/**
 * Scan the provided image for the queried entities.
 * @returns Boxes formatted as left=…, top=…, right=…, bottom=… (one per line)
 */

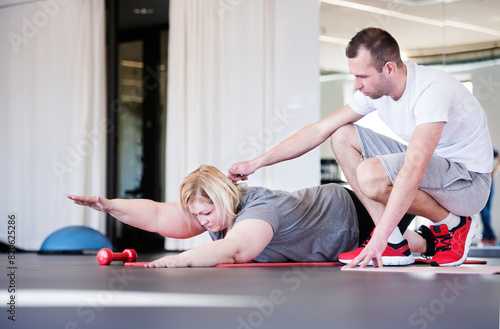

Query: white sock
left=434, top=213, right=460, bottom=229
left=387, top=227, right=404, bottom=244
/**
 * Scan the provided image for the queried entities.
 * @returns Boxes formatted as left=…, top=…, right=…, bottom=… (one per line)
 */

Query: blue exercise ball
left=39, top=226, right=113, bottom=254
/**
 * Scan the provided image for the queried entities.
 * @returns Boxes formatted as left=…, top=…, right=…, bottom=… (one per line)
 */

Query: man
left=228, top=27, right=492, bottom=267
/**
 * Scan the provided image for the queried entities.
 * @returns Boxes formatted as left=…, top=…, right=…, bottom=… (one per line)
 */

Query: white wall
left=319, top=76, right=347, bottom=160
left=266, top=0, right=321, bottom=190
left=222, top=0, right=321, bottom=192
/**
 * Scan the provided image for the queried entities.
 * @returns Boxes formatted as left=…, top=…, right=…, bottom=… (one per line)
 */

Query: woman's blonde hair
left=179, top=165, right=244, bottom=231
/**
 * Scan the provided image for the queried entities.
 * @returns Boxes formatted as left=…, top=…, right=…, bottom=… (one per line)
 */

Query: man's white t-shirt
left=349, top=60, right=492, bottom=173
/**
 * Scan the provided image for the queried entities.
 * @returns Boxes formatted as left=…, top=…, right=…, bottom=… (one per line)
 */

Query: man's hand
left=228, top=160, right=257, bottom=182
left=345, top=232, right=388, bottom=268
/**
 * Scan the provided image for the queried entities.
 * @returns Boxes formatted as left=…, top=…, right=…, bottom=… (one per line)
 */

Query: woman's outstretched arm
left=66, top=195, right=204, bottom=239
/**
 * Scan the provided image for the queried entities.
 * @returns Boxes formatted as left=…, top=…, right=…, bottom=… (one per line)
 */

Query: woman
left=67, top=165, right=414, bottom=267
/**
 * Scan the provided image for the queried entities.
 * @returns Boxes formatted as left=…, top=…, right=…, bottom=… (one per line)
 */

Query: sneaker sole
left=431, top=216, right=478, bottom=267
left=339, top=254, right=415, bottom=266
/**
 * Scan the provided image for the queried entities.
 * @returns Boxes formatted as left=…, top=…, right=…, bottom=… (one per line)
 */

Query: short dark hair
left=346, top=27, right=402, bottom=72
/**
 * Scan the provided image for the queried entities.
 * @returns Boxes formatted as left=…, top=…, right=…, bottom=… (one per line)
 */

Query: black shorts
left=344, top=187, right=414, bottom=246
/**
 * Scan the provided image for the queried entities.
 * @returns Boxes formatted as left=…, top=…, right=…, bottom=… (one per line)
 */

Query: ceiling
left=319, top=0, right=500, bottom=72
left=2, top=0, right=498, bottom=72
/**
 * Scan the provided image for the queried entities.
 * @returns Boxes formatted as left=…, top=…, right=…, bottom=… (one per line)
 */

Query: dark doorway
left=106, top=0, right=169, bottom=252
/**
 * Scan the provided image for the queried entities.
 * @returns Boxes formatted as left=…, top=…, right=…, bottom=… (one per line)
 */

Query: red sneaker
left=338, top=231, right=414, bottom=266
left=430, top=216, right=477, bottom=267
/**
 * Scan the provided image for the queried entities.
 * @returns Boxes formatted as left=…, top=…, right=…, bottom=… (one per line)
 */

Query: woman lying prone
left=67, top=165, right=415, bottom=267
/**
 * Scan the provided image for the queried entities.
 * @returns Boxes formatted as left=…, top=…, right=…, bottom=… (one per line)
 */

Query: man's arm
left=228, top=104, right=363, bottom=181
left=146, top=219, right=274, bottom=267
left=347, top=121, right=445, bottom=267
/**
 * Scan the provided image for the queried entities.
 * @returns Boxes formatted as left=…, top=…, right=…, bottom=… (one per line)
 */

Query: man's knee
left=330, top=124, right=357, bottom=151
left=356, top=158, right=391, bottom=201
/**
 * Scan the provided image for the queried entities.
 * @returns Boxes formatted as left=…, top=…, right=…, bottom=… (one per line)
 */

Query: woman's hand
left=66, top=194, right=110, bottom=213
left=145, top=255, right=189, bottom=268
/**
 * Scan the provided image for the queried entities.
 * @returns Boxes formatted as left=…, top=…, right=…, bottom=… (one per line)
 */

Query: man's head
left=346, top=27, right=403, bottom=73
left=346, top=28, right=405, bottom=100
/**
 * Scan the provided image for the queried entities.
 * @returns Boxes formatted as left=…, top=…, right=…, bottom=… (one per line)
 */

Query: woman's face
left=188, top=199, right=225, bottom=232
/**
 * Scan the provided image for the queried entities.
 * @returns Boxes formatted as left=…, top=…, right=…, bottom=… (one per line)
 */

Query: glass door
left=111, top=29, right=167, bottom=252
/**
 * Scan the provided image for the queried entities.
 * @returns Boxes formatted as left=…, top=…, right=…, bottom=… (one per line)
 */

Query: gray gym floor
left=1, top=249, right=500, bottom=329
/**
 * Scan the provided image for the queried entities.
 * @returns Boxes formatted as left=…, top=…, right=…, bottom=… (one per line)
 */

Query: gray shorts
left=355, top=125, right=491, bottom=216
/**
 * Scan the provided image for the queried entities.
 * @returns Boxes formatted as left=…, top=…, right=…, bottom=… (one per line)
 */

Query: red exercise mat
left=124, top=261, right=343, bottom=267
left=124, top=259, right=486, bottom=267
left=125, top=262, right=152, bottom=266
left=215, top=262, right=343, bottom=268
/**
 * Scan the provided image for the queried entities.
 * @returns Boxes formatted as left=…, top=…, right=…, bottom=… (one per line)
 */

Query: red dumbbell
left=97, top=248, right=137, bottom=265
